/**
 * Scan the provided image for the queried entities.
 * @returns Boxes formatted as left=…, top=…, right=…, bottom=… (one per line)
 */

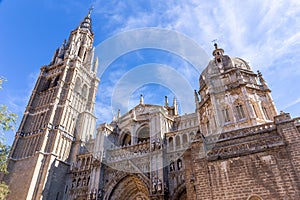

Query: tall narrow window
left=252, top=104, right=258, bottom=118
left=262, top=106, right=270, bottom=120
left=177, top=159, right=183, bottom=170
left=182, top=134, right=188, bottom=146
left=78, top=47, right=82, bottom=57
left=236, top=104, right=246, bottom=120
left=175, top=135, right=180, bottom=148
left=222, top=108, right=230, bottom=123
left=82, top=84, right=88, bottom=98
left=168, top=137, right=173, bottom=150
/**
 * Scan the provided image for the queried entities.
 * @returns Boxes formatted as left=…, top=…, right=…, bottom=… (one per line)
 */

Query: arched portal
left=177, top=188, right=187, bottom=200
left=173, top=185, right=187, bottom=200
left=109, top=175, right=150, bottom=200
left=121, top=132, right=131, bottom=146
left=137, top=126, right=150, bottom=143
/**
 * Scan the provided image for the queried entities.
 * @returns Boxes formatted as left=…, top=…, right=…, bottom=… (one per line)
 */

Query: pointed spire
left=257, top=70, right=268, bottom=88
left=194, top=90, right=200, bottom=109
left=173, top=97, right=178, bottom=116
left=194, top=90, right=199, bottom=102
left=140, top=94, right=144, bottom=105
left=88, top=5, right=94, bottom=18
left=165, top=96, right=169, bottom=107
left=93, top=56, right=99, bottom=73
left=79, top=7, right=93, bottom=32
left=117, top=109, right=121, bottom=120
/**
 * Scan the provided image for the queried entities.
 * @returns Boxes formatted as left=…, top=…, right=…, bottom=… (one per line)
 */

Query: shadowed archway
left=108, top=175, right=150, bottom=200
left=173, top=184, right=187, bottom=200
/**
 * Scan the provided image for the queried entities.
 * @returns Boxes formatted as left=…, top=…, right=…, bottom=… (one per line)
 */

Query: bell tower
left=6, top=11, right=99, bottom=200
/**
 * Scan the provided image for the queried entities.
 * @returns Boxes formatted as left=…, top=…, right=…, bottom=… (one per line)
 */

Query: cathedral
left=3, top=11, right=300, bottom=200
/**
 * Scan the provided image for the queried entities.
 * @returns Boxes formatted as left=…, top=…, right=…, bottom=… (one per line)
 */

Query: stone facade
left=3, top=14, right=300, bottom=200
left=184, top=113, right=300, bottom=200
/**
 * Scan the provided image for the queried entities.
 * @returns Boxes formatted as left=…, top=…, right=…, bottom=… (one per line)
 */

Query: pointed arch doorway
left=108, top=175, right=150, bottom=200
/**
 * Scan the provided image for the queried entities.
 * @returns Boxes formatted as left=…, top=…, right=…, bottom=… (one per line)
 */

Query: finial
left=88, top=5, right=94, bottom=17
left=194, top=90, right=199, bottom=102
left=173, top=97, right=178, bottom=116
left=140, top=94, right=144, bottom=104
left=257, top=70, right=268, bottom=88
left=211, top=39, right=224, bottom=56
left=117, top=109, right=121, bottom=120
left=165, top=96, right=169, bottom=107
left=257, top=70, right=262, bottom=76
left=212, top=39, right=218, bottom=49
left=173, top=96, right=177, bottom=105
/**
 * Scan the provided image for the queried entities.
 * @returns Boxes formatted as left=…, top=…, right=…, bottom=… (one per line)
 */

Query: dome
left=231, top=57, right=252, bottom=70
left=199, top=53, right=252, bottom=89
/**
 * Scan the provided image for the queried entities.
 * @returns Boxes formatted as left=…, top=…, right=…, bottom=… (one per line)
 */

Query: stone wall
left=184, top=116, right=300, bottom=200
left=5, top=154, right=39, bottom=200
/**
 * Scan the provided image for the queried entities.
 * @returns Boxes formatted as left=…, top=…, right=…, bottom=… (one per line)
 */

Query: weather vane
left=212, top=39, right=218, bottom=49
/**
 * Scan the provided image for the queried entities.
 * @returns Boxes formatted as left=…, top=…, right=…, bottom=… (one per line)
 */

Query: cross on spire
left=88, top=5, right=94, bottom=17
left=212, top=39, right=218, bottom=50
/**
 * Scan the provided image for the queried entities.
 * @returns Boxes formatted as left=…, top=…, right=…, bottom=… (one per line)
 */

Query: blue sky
left=1, top=0, right=300, bottom=146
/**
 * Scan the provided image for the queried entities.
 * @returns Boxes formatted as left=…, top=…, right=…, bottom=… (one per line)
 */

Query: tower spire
left=79, top=7, right=93, bottom=32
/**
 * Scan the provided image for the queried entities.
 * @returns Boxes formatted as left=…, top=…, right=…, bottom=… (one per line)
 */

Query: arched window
left=262, top=105, right=270, bottom=120
left=182, top=134, right=188, bottom=147
left=82, top=84, right=88, bottom=98
left=221, top=106, right=231, bottom=123
left=168, top=137, right=174, bottom=150
left=252, top=103, right=258, bottom=118
left=137, top=126, right=150, bottom=143
left=74, top=77, right=81, bottom=94
left=122, top=133, right=131, bottom=146
left=170, top=161, right=175, bottom=171
left=177, top=159, right=183, bottom=170
left=235, top=103, right=246, bottom=120
left=175, top=135, right=180, bottom=148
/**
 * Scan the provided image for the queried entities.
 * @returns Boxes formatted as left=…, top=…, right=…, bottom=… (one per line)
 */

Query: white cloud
left=91, top=0, right=300, bottom=121
left=283, top=97, right=300, bottom=110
